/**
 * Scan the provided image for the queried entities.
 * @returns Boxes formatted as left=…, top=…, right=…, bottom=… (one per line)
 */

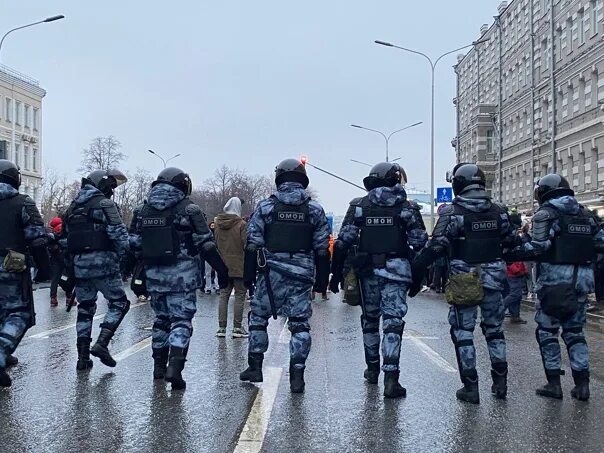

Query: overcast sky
left=3, top=1, right=502, bottom=214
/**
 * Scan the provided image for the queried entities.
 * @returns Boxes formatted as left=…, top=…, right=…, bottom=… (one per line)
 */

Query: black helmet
left=152, top=167, right=192, bottom=195
left=534, top=174, right=574, bottom=205
left=363, top=162, right=407, bottom=191
left=0, top=159, right=21, bottom=189
left=275, top=158, right=309, bottom=188
left=451, top=163, right=488, bottom=198
left=82, top=169, right=128, bottom=198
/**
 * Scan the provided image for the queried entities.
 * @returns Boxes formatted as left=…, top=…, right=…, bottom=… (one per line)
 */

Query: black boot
left=0, top=367, right=10, bottom=388
left=456, top=374, right=480, bottom=404
left=571, top=370, right=590, bottom=401
left=76, top=337, right=94, bottom=371
left=165, top=347, right=187, bottom=390
left=152, top=347, right=169, bottom=380
left=383, top=371, right=407, bottom=399
left=6, top=355, right=18, bottom=367
left=90, top=328, right=117, bottom=368
left=289, top=362, right=305, bottom=394
left=239, top=353, right=264, bottom=383
left=364, top=360, right=380, bottom=385
left=491, top=362, right=508, bottom=400
left=536, top=370, right=563, bottom=399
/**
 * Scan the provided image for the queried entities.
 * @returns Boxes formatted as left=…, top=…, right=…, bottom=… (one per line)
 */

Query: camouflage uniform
left=426, top=197, right=515, bottom=385
left=336, top=184, right=427, bottom=372
left=0, top=183, right=47, bottom=370
left=517, top=195, right=604, bottom=376
left=247, top=182, right=330, bottom=369
left=130, top=183, right=214, bottom=351
left=67, top=185, right=131, bottom=342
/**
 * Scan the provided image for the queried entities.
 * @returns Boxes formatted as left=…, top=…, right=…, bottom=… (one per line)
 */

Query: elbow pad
left=314, top=249, right=330, bottom=292
left=200, top=242, right=228, bottom=277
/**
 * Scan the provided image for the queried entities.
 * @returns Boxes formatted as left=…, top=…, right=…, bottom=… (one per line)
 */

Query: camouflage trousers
left=535, top=296, right=589, bottom=373
left=360, top=275, right=408, bottom=372
left=150, top=291, right=197, bottom=350
left=74, top=274, right=130, bottom=340
left=248, top=270, right=312, bottom=369
left=448, top=289, right=507, bottom=380
left=0, top=280, right=31, bottom=369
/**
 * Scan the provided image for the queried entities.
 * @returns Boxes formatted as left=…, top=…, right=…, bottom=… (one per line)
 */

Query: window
left=585, top=80, right=593, bottom=108
left=5, top=98, right=12, bottom=122
left=573, top=86, right=580, bottom=113
left=580, top=10, right=586, bottom=45
left=24, top=105, right=31, bottom=129
left=542, top=39, right=550, bottom=70
left=33, top=108, right=39, bottom=131
left=486, top=130, right=494, bottom=155
left=23, top=146, right=30, bottom=171
left=598, top=72, right=604, bottom=102
left=593, top=0, right=600, bottom=34
left=14, top=144, right=20, bottom=166
left=33, top=187, right=38, bottom=204
left=568, top=18, right=574, bottom=52
left=32, top=149, right=38, bottom=172
left=15, top=101, right=22, bottom=126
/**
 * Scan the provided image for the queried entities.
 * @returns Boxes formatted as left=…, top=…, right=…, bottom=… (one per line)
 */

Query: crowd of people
left=0, top=156, right=601, bottom=406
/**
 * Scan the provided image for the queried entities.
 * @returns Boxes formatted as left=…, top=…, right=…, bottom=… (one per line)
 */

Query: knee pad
left=361, top=314, right=380, bottom=334
left=288, top=317, right=310, bottom=334
left=153, top=317, right=170, bottom=333
left=485, top=331, right=505, bottom=343
left=249, top=325, right=268, bottom=332
left=109, top=297, right=131, bottom=314
left=382, top=316, right=405, bottom=336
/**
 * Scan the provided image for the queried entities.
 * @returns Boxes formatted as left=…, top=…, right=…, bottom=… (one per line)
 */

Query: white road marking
left=277, top=321, right=290, bottom=344
left=113, top=337, right=152, bottom=362
left=234, top=366, right=283, bottom=453
left=26, top=301, right=148, bottom=340
left=408, top=334, right=457, bottom=373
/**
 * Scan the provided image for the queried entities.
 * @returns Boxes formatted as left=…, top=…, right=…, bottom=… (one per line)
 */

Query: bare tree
left=113, top=167, right=154, bottom=227
left=79, top=136, right=126, bottom=173
left=39, top=169, right=80, bottom=223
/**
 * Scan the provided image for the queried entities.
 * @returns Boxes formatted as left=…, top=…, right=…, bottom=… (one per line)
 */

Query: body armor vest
left=357, top=197, right=409, bottom=256
left=0, top=194, right=27, bottom=255
left=66, top=195, right=113, bottom=254
left=140, top=199, right=194, bottom=265
left=451, top=204, right=503, bottom=264
left=546, top=208, right=595, bottom=264
left=264, top=197, right=314, bottom=253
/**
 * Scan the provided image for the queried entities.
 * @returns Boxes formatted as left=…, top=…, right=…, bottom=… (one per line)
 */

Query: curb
left=522, top=298, right=604, bottom=334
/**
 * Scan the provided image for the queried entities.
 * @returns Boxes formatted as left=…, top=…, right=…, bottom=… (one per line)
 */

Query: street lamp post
left=148, top=149, right=181, bottom=168
left=375, top=39, right=487, bottom=226
left=0, top=15, right=65, bottom=61
left=350, top=121, right=422, bottom=162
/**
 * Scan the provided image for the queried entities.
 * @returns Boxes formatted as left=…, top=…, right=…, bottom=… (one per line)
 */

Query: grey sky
left=3, top=0, right=501, bottom=214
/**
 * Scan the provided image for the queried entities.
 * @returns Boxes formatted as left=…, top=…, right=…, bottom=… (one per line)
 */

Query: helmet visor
left=107, top=169, right=128, bottom=187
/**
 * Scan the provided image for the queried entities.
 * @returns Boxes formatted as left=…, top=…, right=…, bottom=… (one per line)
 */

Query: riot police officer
left=132, top=167, right=228, bottom=390
left=64, top=169, right=131, bottom=371
left=240, top=158, right=331, bottom=393
left=410, top=163, right=518, bottom=404
left=0, top=160, right=50, bottom=387
left=505, top=174, right=604, bottom=401
left=329, top=162, right=427, bottom=398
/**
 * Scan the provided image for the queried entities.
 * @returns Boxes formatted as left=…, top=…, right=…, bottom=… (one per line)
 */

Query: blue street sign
left=436, top=187, right=453, bottom=203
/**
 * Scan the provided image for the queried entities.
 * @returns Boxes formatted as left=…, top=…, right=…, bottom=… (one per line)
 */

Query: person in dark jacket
left=48, top=217, right=72, bottom=307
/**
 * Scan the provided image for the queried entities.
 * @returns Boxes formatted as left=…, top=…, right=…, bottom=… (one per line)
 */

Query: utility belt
left=352, top=251, right=408, bottom=277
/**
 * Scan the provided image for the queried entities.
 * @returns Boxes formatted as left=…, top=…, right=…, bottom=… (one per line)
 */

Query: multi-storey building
left=0, top=64, right=46, bottom=205
left=454, top=0, right=604, bottom=214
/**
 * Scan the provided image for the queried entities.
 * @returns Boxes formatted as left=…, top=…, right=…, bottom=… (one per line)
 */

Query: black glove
left=199, top=242, right=229, bottom=289
left=30, top=239, right=50, bottom=282
left=329, top=274, right=341, bottom=294
left=314, top=250, right=330, bottom=293
left=408, top=264, right=425, bottom=298
left=243, top=247, right=258, bottom=289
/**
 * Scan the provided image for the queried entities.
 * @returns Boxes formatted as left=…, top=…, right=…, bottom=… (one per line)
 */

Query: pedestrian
left=330, top=162, right=427, bottom=399
left=64, top=169, right=131, bottom=371
left=410, top=163, right=519, bottom=404
left=132, top=167, right=228, bottom=390
left=204, top=222, right=220, bottom=294
left=0, top=160, right=50, bottom=387
left=505, top=174, right=604, bottom=401
left=214, top=197, right=248, bottom=338
left=431, top=257, right=448, bottom=294
left=48, top=217, right=73, bottom=307
left=240, top=158, right=330, bottom=393
left=503, top=261, right=528, bottom=324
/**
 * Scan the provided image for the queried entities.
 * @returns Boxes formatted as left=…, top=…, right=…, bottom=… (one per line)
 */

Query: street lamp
left=350, top=121, right=422, bottom=162
left=375, top=39, right=487, bottom=226
left=0, top=15, right=65, bottom=61
left=148, top=149, right=182, bottom=168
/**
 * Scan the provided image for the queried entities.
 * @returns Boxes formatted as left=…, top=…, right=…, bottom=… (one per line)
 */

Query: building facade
left=454, top=0, right=604, bottom=214
left=0, top=64, right=46, bottom=205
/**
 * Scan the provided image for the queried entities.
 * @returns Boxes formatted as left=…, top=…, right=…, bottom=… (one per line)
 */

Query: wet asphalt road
left=2, top=286, right=604, bottom=453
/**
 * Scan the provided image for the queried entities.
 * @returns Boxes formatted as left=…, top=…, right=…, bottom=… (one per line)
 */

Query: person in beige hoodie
left=214, top=197, right=248, bottom=338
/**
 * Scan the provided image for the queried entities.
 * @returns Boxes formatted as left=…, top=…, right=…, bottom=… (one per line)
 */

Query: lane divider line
left=25, top=301, right=148, bottom=340
left=114, top=337, right=152, bottom=362
left=234, top=366, right=283, bottom=453
left=408, top=334, right=457, bottom=373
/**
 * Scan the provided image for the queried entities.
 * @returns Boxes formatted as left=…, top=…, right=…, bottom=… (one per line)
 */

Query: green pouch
left=343, top=269, right=361, bottom=306
left=3, top=250, right=27, bottom=273
left=445, top=268, right=484, bottom=306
